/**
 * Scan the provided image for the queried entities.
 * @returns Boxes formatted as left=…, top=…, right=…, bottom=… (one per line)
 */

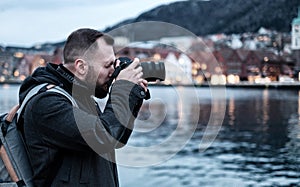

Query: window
left=295, top=25, right=299, bottom=33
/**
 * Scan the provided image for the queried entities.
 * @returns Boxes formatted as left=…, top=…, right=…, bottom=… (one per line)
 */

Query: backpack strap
left=47, top=86, right=78, bottom=108
left=0, top=145, right=20, bottom=183
left=5, top=105, right=20, bottom=123
left=17, top=83, right=78, bottom=122
left=17, top=83, right=48, bottom=122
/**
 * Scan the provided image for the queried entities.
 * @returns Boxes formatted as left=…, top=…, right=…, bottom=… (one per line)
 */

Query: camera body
left=117, top=57, right=165, bottom=82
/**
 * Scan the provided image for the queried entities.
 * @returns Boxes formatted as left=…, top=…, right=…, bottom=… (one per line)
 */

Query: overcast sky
left=0, top=0, right=183, bottom=47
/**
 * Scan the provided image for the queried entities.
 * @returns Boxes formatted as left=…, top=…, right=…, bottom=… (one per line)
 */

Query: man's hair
left=63, top=28, right=114, bottom=64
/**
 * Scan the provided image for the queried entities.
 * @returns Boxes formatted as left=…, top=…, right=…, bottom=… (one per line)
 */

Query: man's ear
left=74, top=59, right=88, bottom=78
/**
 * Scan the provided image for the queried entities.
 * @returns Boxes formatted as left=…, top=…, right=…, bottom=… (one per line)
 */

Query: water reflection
left=199, top=88, right=226, bottom=152
left=0, top=85, right=300, bottom=186
left=210, top=88, right=300, bottom=186
left=298, top=91, right=300, bottom=119
left=117, top=86, right=201, bottom=166
left=228, top=96, right=235, bottom=126
left=120, top=88, right=300, bottom=187
left=262, top=89, right=269, bottom=125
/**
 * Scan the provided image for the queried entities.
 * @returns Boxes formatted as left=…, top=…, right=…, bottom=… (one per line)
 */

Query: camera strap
left=107, top=66, right=122, bottom=87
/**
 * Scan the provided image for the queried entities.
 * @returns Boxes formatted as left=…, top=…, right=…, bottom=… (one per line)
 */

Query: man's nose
left=108, top=65, right=115, bottom=77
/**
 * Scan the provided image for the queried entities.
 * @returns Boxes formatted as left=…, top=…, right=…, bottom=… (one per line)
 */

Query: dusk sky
left=0, top=0, right=183, bottom=47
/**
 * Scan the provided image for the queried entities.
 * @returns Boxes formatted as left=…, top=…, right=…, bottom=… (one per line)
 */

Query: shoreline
left=152, top=82, right=300, bottom=89
left=2, top=81, right=300, bottom=89
left=0, top=81, right=22, bottom=85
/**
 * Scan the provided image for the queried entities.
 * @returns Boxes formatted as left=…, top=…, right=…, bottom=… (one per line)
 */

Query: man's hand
left=116, top=58, right=148, bottom=91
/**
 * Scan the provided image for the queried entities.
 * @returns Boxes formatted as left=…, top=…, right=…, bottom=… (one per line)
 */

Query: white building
left=292, top=7, right=300, bottom=72
left=164, top=52, right=193, bottom=85
left=292, top=8, right=300, bottom=50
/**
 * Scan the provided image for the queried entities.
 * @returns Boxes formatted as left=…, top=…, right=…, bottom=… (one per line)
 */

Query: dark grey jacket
left=19, top=63, right=145, bottom=187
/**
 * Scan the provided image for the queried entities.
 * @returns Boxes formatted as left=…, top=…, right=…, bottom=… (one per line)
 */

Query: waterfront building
left=0, top=28, right=296, bottom=84
left=0, top=50, right=14, bottom=82
left=163, top=52, right=193, bottom=85
left=292, top=6, right=300, bottom=75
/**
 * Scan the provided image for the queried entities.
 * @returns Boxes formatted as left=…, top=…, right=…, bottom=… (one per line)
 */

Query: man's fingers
left=115, top=59, right=120, bottom=67
left=127, top=58, right=140, bottom=69
left=133, top=66, right=143, bottom=75
left=138, top=79, right=148, bottom=91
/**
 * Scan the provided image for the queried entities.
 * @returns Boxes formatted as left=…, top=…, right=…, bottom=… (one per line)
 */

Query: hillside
left=104, top=0, right=299, bottom=40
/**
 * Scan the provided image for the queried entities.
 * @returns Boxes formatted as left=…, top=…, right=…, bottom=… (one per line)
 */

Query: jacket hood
left=19, top=63, right=77, bottom=104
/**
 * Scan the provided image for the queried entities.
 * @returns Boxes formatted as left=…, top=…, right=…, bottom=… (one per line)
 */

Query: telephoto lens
left=117, top=57, right=165, bottom=82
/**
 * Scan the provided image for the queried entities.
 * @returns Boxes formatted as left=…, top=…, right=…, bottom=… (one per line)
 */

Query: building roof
left=293, top=17, right=300, bottom=25
left=292, top=7, right=300, bottom=24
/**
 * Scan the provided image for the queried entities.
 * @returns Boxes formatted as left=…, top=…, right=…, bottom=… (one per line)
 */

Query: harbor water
left=1, top=84, right=300, bottom=186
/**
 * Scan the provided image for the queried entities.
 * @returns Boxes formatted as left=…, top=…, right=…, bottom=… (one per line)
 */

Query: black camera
left=114, top=57, right=166, bottom=82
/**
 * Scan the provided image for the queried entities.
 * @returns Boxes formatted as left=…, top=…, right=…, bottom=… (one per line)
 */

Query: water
left=0, top=84, right=19, bottom=113
left=1, top=84, right=300, bottom=186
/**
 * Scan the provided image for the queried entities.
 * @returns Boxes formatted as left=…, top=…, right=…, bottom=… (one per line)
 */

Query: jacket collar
left=46, top=63, right=94, bottom=96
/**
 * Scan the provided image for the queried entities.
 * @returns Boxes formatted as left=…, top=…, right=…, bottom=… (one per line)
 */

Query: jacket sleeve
left=76, top=80, right=145, bottom=152
left=25, top=80, right=145, bottom=154
left=101, top=80, right=145, bottom=148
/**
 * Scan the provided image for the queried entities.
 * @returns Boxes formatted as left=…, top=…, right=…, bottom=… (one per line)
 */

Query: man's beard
left=94, top=84, right=109, bottom=99
left=86, top=67, right=110, bottom=99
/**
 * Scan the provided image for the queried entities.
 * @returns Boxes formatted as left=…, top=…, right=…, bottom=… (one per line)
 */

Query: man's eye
left=106, top=62, right=114, bottom=68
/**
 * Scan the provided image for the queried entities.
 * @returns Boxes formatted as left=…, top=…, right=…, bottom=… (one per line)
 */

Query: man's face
left=85, top=38, right=115, bottom=98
